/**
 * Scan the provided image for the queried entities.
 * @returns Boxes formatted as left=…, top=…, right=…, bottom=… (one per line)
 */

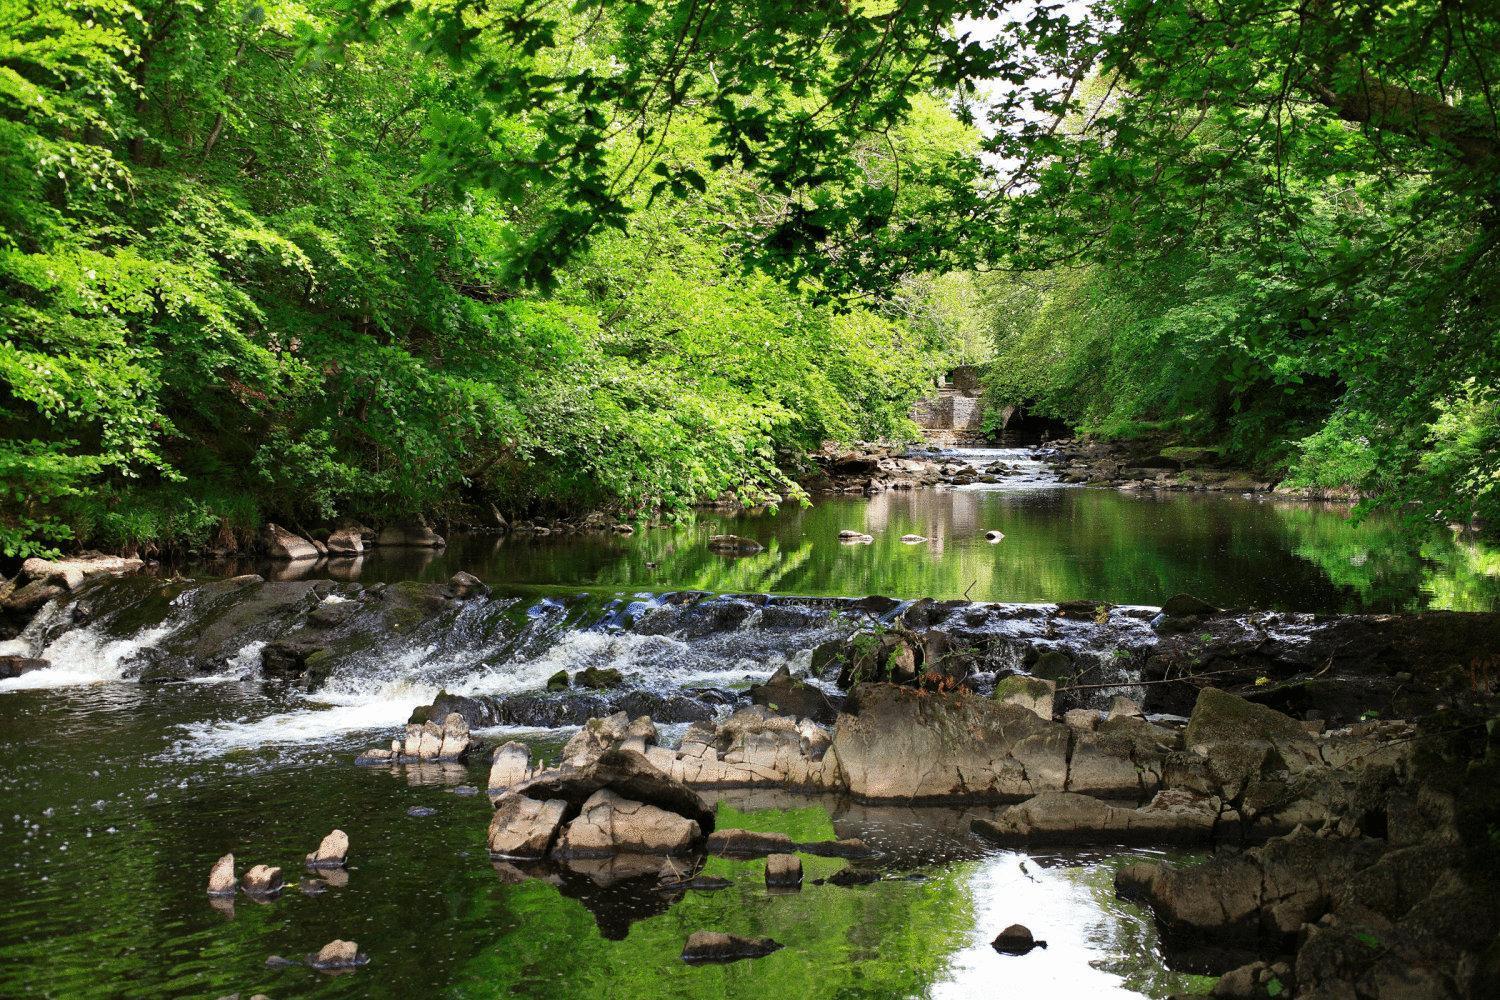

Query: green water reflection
left=308, top=488, right=1499, bottom=613
left=0, top=686, right=1212, bottom=999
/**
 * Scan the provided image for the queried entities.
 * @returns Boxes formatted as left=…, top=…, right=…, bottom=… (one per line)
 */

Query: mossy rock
left=1030, top=649, right=1074, bottom=682
left=576, top=666, right=624, bottom=689
left=546, top=669, right=570, bottom=691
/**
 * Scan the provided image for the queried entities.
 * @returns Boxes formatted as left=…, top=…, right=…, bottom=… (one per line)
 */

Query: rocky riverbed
left=2, top=548, right=1496, bottom=998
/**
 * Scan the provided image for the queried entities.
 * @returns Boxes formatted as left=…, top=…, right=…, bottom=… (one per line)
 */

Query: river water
left=0, top=447, right=1493, bottom=998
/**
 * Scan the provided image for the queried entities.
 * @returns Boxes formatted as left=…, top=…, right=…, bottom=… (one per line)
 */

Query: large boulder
left=830, top=684, right=1068, bottom=801
left=325, top=528, right=364, bottom=556
left=1066, top=715, right=1178, bottom=798
left=487, top=794, right=569, bottom=858
left=262, top=523, right=319, bottom=561
left=552, top=788, right=701, bottom=856
left=1185, top=688, right=1321, bottom=798
left=972, top=790, right=1219, bottom=846
left=511, top=748, right=715, bottom=834
left=750, top=665, right=837, bottom=723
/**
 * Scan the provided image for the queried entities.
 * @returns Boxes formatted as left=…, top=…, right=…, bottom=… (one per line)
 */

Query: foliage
left=974, top=2, right=1500, bottom=529
left=0, top=0, right=963, bottom=555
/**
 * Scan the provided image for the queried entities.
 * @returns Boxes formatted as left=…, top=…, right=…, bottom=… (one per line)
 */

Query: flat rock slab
left=681, top=932, right=783, bottom=964
left=705, top=828, right=796, bottom=857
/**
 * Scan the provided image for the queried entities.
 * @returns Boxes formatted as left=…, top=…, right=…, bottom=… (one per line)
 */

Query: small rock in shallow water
left=305, top=828, right=349, bottom=869
left=265, top=955, right=299, bottom=969
left=307, top=938, right=368, bottom=971
left=681, top=931, right=783, bottom=963
left=660, top=875, right=733, bottom=892
left=451, top=785, right=478, bottom=796
left=900, top=534, right=928, bottom=544
left=823, top=867, right=881, bottom=887
left=241, top=864, right=283, bottom=897
left=206, top=853, right=236, bottom=896
left=985, top=530, right=1005, bottom=542
left=799, top=838, right=877, bottom=859
left=992, top=923, right=1045, bottom=955
left=406, top=806, right=436, bottom=818
left=300, top=878, right=328, bottom=895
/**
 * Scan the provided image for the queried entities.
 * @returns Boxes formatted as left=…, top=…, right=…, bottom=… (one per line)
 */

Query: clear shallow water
left=0, top=685, right=1213, bottom=1000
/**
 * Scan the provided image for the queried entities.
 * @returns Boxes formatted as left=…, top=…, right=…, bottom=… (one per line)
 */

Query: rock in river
left=706, top=534, right=764, bottom=554
left=206, top=853, right=236, bottom=896
left=307, top=939, right=368, bottom=971
left=487, top=794, right=569, bottom=858
left=305, top=828, right=349, bottom=869
left=241, top=864, right=283, bottom=897
left=992, top=924, right=1044, bottom=955
left=681, top=931, right=784, bottom=964
left=552, top=788, right=702, bottom=857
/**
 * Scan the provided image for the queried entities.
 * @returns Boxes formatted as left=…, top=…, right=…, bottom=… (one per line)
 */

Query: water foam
left=0, top=599, right=187, bottom=693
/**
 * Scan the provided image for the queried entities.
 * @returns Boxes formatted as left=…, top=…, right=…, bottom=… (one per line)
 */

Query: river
left=0, top=447, right=1493, bottom=998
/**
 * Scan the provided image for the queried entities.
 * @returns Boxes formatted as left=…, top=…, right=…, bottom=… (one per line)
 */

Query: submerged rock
left=973, top=790, right=1219, bottom=846
left=706, top=828, right=795, bottom=857
left=376, top=523, right=445, bottom=548
left=681, top=931, right=783, bottom=963
left=576, top=666, right=624, bottom=690
left=307, top=939, right=368, bottom=971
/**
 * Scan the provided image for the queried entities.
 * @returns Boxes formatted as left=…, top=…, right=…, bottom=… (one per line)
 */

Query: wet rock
left=824, top=867, right=881, bottom=886
left=241, top=864, right=283, bottom=897
left=985, top=530, right=1005, bottom=542
left=992, top=675, right=1056, bottom=719
left=2, top=579, right=65, bottom=615
left=376, top=523, right=445, bottom=548
left=487, top=794, right=569, bottom=858
left=553, top=788, right=702, bottom=856
left=265, top=956, right=299, bottom=969
left=262, top=523, right=319, bottom=561
left=307, top=939, right=368, bottom=971
left=832, top=684, right=1068, bottom=801
left=764, top=853, right=803, bottom=889
left=972, top=790, right=1219, bottom=846
left=305, top=829, right=349, bottom=869
left=706, top=828, right=795, bottom=857
left=576, top=666, right=624, bottom=690
left=1107, top=695, right=1144, bottom=720
left=681, top=931, right=783, bottom=964
left=206, top=853, right=236, bottom=896
left=546, top=669, right=569, bottom=691
left=750, top=665, right=837, bottom=723
left=838, top=531, right=874, bottom=544
left=706, top=534, right=764, bottom=554
left=660, top=875, right=733, bottom=892
left=900, top=534, right=928, bottom=544
left=1160, top=593, right=1221, bottom=618
left=0, top=655, right=48, bottom=679
left=406, top=806, right=436, bottom=818
left=992, top=924, right=1044, bottom=955
left=1185, top=688, right=1320, bottom=798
